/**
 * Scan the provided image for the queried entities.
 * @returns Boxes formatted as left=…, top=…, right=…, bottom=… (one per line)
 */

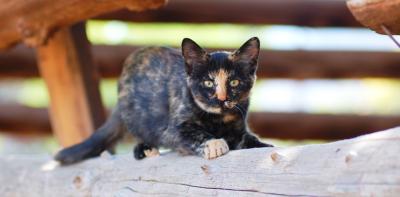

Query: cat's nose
left=217, top=94, right=226, bottom=101
left=217, top=97, right=226, bottom=101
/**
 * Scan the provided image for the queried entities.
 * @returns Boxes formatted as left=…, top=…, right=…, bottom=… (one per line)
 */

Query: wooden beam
left=258, top=49, right=400, bottom=79
left=36, top=24, right=106, bottom=147
left=0, top=0, right=165, bottom=49
left=347, top=0, right=400, bottom=35
left=2, top=104, right=400, bottom=140
left=2, top=45, right=400, bottom=79
left=2, top=127, right=400, bottom=196
left=96, top=0, right=360, bottom=27
left=0, top=104, right=50, bottom=135
left=248, top=112, right=400, bottom=140
left=0, top=44, right=38, bottom=78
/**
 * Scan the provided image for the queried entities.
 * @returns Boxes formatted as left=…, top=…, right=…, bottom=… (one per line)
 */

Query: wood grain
left=347, top=0, right=400, bottom=34
left=0, top=0, right=165, bottom=49
left=1, top=126, right=400, bottom=196
left=36, top=24, right=105, bottom=147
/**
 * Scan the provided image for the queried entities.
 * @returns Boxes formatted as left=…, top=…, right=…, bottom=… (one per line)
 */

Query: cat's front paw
left=144, top=148, right=160, bottom=157
left=134, top=143, right=159, bottom=160
left=203, top=139, right=229, bottom=159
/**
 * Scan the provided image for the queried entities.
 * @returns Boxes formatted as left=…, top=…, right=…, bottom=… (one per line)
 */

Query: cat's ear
left=181, top=38, right=208, bottom=75
left=231, top=37, right=260, bottom=74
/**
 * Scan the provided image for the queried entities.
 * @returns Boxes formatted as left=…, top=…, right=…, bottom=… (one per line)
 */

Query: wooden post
left=37, top=23, right=105, bottom=147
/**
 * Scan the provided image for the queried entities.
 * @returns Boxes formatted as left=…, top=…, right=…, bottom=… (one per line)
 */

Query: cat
left=55, top=37, right=273, bottom=165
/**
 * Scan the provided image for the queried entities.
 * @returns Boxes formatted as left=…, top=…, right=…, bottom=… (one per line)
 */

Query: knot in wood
left=201, top=164, right=210, bottom=175
left=73, top=176, right=82, bottom=189
left=345, top=151, right=358, bottom=164
left=270, top=151, right=284, bottom=163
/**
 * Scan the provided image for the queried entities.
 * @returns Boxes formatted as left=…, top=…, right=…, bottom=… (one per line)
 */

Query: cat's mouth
left=194, top=98, right=222, bottom=114
left=194, top=98, right=238, bottom=114
left=223, top=101, right=236, bottom=109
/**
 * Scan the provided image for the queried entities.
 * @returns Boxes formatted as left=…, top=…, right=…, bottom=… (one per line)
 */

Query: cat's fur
left=55, top=37, right=273, bottom=164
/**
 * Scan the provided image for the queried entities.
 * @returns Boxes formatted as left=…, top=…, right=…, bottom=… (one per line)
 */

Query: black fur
left=133, top=143, right=155, bottom=160
left=54, top=37, right=273, bottom=165
left=54, top=108, right=125, bottom=164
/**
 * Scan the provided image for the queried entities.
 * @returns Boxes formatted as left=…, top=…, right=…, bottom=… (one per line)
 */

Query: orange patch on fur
left=223, top=114, right=237, bottom=123
left=215, top=69, right=228, bottom=101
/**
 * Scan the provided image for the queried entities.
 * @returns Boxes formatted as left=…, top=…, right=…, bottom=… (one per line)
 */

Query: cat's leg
left=172, top=124, right=229, bottom=159
left=133, top=143, right=159, bottom=160
left=236, top=132, right=274, bottom=149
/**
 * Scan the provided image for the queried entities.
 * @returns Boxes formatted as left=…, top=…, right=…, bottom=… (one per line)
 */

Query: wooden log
left=3, top=45, right=400, bottom=79
left=0, top=104, right=50, bottom=135
left=248, top=112, right=400, bottom=140
left=0, top=0, right=165, bottom=49
left=2, top=104, right=400, bottom=140
left=36, top=24, right=106, bottom=147
left=0, top=44, right=38, bottom=78
left=1, top=127, right=400, bottom=196
left=97, top=0, right=360, bottom=27
left=258, top=49, right=400, bottom=79
left=347, top=0, right=400, bottom=35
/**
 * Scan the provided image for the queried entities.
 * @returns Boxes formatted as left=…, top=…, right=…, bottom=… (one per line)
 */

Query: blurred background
left=1, top=0, right=400, bottom=155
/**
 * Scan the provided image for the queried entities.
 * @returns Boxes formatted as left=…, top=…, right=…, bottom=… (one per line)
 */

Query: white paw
left=144, top=148, right=160, bottom=157
left=203, top=139, right=229, bottom=159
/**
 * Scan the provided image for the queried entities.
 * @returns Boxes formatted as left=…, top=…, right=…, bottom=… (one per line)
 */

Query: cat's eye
left=230, top=80, right=240, bottom=87
left=203, top=80, right=214, bottom=88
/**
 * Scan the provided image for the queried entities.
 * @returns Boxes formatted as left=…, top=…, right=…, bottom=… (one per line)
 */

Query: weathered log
left=97, top=0, right=360, bottom=27
left=2, top=45, right=400, bottom=79
left=0, top=0, right=165, bottom=49
left=347, top=0, right=400, bottom=35
left=1, top=127, right=400, bottom=196
left=2, top=104, right=400, bottom=140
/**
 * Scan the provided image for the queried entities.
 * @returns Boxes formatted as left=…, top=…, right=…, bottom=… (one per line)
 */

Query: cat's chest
left=196, top=113, right=242, bottom=133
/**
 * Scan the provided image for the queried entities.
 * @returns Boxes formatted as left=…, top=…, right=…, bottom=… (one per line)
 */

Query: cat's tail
left=54, top=107, right=125, bottom=165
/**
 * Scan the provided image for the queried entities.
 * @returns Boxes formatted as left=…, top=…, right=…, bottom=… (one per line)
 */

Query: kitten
left=55, top=37, right=273, bottom=164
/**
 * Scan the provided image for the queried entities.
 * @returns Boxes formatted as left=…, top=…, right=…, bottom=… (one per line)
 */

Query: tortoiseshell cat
left=55, top=37, right=273, bottom=164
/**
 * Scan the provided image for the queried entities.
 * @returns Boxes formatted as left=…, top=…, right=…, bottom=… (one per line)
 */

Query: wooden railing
left=0, top=0, right=399, bottom=142
left=2, top=45, right=400, bottom=79
left=2, top=104, right=400, bottom=140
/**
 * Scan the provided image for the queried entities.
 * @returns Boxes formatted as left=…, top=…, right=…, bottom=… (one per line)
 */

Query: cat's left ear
left=231, top=37, right=260, bottom=74
left=182, top=38, right=209, bottom=75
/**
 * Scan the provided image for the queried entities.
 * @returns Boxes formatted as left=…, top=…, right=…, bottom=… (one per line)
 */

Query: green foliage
left=86, top=20, right=269, bottom=48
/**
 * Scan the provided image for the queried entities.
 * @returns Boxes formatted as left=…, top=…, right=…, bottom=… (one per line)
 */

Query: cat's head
left=182, top=37, right=260, bottom=114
